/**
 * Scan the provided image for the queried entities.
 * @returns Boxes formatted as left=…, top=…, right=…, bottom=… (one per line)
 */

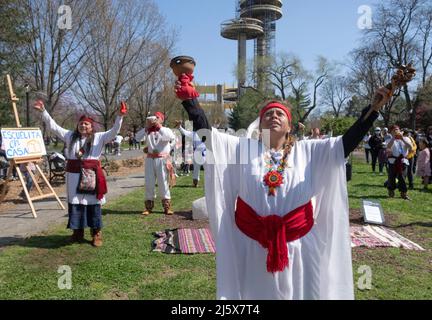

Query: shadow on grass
left=350, top=183, right=386, bottom=188
left=175, top=210, right=193, bottom=220
left=349, top=195, right=390, bottom=199
left=0, top=234, right=75, bottom=249
left=173, top=185, right=200, bottom=189
left=102, top=209, right=142, bottom=215
left=393, top=221, right=432, bottom=228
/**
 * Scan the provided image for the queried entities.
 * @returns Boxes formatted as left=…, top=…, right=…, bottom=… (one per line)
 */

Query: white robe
left=204, top=128, right=354, bottom=300
left=42, top=110, right=123, bottom=205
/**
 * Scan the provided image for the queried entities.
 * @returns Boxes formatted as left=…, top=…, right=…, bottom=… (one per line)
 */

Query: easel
left=2, top=74, right=65, bottom=218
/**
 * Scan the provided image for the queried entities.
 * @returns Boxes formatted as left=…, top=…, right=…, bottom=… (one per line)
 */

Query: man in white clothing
left=135, top=112, right=175, bottom=215
left=176, top=122, right=206, bottom=187
left=386, top=125, right=413, bottom=200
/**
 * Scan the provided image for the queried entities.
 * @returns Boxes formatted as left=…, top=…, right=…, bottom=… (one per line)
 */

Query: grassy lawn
left=0, top=159, right=431, bottom=300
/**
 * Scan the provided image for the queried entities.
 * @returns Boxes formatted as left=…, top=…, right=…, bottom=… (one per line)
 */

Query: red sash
left=66, top=159, right=107, bottom=200
left=235, top=197, right=314, bottom=273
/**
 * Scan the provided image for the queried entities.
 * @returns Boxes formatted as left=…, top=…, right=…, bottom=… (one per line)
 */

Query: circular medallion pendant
left=263, top=170, right=284, bottom=196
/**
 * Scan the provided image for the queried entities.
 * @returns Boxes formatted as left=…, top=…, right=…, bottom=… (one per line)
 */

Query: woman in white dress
left=34, top=100, right=126, bottom=247
left=175, top=76, right=391, bottom=300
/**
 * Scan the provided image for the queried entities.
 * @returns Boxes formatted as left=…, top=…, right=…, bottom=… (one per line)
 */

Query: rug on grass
left=350, top=225, right=425, bottom=251
left=152, top=228, right=215, bottom=254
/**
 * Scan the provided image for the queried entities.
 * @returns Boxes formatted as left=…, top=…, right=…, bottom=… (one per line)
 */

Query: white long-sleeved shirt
left=135, top=126, right=175, bottom=154
left=41, top=110, right=123, bottom=204
left=178, top=126, right=206, bottom=154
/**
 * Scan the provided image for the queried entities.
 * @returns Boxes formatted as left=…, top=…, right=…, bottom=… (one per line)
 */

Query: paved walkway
left=0, top=148, right=145, bottom=248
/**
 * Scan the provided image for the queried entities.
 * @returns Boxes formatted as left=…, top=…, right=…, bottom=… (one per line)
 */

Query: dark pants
left=407, top=158, right=414, bottom=188
left=371, top=150, right=381, bottom=173
left=365, top=148, right=371, bottom=163
left=387, top=163, right=408, bottom=193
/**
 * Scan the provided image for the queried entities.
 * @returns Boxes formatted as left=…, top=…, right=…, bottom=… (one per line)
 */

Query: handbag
left=77, top=166, right=97, bottom=194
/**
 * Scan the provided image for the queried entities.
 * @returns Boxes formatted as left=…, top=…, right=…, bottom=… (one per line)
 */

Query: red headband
left=259, top=102, right=292, bottom=123
left=155, top=111, right=165, bottom=122
left=78, top=115, right=95, bottom=124
left=389, top=125, right=400, bottom=132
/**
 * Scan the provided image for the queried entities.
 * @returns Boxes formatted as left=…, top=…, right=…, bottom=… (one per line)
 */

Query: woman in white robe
left=34, top=100, right=125, bottom=246
left=175, top=78, right=392, bottom=300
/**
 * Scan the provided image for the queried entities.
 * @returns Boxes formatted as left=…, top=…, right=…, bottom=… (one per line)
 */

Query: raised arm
left=342, top=87, right=391, bottom=157
left=34, top=101, right=70, bottom=141
left=174, top=77, right=210, bottom=133
left=135, top=128, right=147, bottom=142
left=158, top=127, right=176, bottom=142
left=100, top=115, right=124, bottom=145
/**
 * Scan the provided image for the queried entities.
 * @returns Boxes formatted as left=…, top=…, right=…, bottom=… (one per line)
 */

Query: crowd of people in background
left=362, top=125, right=431, bottom=198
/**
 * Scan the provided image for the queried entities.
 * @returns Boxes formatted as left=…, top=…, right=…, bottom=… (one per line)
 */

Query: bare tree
left=267, top=53, right=296, bottom=100
left=366, top=0, right=429, bottom=129
left=417, top=7, right=432, bottom=86
left=289, top=56, right=329, bottom=123
left=74, top=0, right=174, bottom=130
left=21, top=0, right=94, bottom=112
left=321, top=76, right=350, bottom=118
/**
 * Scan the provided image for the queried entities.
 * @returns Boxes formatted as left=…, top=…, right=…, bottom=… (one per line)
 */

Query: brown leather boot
left=142, top=200, right=154, bottom=216
left=400, top=192, right=411, bottom=201
left=70, top=229, right=84, bottom=243
left=193, top=179, right=198, bottom=187
left=91, top=229, right=103, bottom=247
left=162, top=199, right=174, bottom=215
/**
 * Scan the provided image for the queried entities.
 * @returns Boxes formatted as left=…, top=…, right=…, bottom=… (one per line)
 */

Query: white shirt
left=135, top=126, right=175, bottom=154
left=114, top=135, right=123, bottom=144
left=388, top=137, right=412, bottom=165
left=42, top=110, right=123, bottom=205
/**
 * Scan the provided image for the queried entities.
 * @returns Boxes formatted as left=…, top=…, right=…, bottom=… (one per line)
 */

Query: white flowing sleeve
left=179, top=126, right=194, bottom=139
left=135, top=128, right=147, bottom=142
left=302, top=136, right=354, bottom=299
left=41, top=110, right=71, bottom=142
left=204, top=128, right=244, bottom=299
left=158, top=127, right=175, bottom=142
left=100, top=116, right=124, bottom=145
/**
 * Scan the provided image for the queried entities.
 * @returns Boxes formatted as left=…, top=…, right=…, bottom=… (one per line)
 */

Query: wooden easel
left=2, top=74, right=65, bottom=218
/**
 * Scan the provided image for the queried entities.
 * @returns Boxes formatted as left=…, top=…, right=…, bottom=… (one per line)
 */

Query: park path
left=0, top=148, right=145, bottom=248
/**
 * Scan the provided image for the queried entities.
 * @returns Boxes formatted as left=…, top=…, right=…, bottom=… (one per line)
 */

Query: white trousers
left=145, top=157, right=171, bottom=200
left=193, top=158, right=201, bottom=180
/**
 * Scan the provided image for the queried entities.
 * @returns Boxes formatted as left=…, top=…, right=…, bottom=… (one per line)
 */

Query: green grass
left=0, top=160, right=431, bottom=300
left=349, top=157, right=432, bottom=300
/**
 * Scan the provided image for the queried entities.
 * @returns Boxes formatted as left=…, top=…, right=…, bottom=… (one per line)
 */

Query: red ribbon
left=235, top=197, right=314, bottom=273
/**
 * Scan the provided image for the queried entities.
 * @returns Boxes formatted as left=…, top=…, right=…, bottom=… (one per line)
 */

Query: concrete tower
left=240, top=0, right=283, bottom=92
left=221, top=17, right=263, bottom=98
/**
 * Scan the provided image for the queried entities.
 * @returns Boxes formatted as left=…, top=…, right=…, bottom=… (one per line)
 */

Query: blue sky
left=157, top=0, right=380, bottom=86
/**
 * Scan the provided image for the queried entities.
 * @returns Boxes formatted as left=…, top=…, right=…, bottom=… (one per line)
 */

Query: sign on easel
left=1, top=128, right=47, bottom=160
left=2, top=74, right=65, bottom=218
left=361, top=199, right=385, bottom=225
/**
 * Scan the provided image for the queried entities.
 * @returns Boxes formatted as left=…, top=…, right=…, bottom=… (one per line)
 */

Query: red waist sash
left=66, top=159, right=107, bottom=200
left=235, top=197, right=314, bottom=273
left=147, top=152, right=168, bottom=159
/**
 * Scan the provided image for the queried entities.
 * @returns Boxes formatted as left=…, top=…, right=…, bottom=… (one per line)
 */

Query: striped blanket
left=152, top=226, right=424, bottom=254
left=152, top=228, right=215, bottom=254
left=351, top=225, right=425, bottom=251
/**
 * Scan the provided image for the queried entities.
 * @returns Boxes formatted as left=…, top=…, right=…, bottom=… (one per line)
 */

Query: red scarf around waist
left=235, top=197, right=314, bottom=273
left=146, top=152, right=168, bottom=159
left=66, top=159, right=107, bottom=200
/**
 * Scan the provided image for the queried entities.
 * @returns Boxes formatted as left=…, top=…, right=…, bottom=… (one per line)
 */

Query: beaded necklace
left=263, top=149, right=289, bottom=196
